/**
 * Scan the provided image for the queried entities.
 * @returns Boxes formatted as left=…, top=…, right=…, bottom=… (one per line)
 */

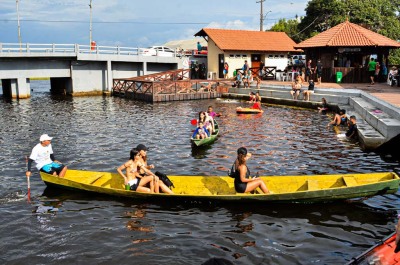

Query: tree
left=269, top=18, right=301, bottom=43
left=297, top=0, right=400, bottom=64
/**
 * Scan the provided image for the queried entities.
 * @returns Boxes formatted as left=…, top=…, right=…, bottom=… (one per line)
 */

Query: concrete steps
left=350, top=97, right=400, bottom=139
left=337, top=104, right=386, bottom=148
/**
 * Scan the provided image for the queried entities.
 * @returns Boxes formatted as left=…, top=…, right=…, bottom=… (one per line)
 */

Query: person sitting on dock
left=192, top=122, right=210, bottom=139
left=345, top=115, right=358, bottom=139
left=290, top=75, right=302, bottom=100
left=303, top=79, right=315, bottom=101
left=26, top=134, right=67, bottom=178
left=233, top=147, right=270, bottom=194
left=117, top=148, right=155, bottom=193
left=234, top=71, right=243, bottom=88
left=318, top=98, right=329, bottom=114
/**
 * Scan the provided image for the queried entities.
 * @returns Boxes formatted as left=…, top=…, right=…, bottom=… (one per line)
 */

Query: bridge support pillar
left=1, top=78, right=30, bottom=99
left=143, top=62, right=147, bottom=76
left=106, top=60, right=112, bottom=92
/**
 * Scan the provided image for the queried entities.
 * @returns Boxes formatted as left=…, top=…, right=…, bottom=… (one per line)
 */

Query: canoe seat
left=343, top=176, right=358, bottom=187
left=307, top=180, right=319, bottom=191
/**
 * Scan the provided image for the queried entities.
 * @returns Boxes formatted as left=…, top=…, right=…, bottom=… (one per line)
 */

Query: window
left=229, top=54, right=235, bottom=58
left=235, top=54, right=241, bottom=58
left=242, top=55, right=247, bottom=58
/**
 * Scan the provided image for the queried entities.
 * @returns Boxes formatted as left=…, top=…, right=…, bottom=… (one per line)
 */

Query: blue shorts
left=40, top=162, right=65, bottom=175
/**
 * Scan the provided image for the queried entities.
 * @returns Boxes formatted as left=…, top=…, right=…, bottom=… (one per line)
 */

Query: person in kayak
left=117, top=148, right=155, bottom=193
left=233, top=147, right=270, bottom=194
left=26, top=134, right=67, bottom=178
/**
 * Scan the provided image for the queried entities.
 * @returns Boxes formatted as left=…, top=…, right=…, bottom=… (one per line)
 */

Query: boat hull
left=236, top=107, right=263, bottom=114
left=346, top=232, right=400, bottom=265
left=40, top=170, right=400, bottom=203
left=191, top=121, right=219, bottom=147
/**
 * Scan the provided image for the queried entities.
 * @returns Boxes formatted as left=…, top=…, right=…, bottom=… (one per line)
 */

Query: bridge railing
left=0, top=43, right=179, bottom=57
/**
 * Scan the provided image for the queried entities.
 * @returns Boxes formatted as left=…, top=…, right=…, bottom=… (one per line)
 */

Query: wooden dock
left=112, top=69, right=231, bottom=102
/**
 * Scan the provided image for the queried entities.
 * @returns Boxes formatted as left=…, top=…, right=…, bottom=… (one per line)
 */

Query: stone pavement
left=261, top=80, right=400, bottom=108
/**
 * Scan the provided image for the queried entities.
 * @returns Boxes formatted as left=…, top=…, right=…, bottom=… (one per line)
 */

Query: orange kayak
left=236, top=107, right=263, bottom=114
left=346, top=232, right=400, bottom=264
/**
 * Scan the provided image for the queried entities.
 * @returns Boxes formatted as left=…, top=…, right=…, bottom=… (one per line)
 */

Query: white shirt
left=29, top=143, right=53, bottom=170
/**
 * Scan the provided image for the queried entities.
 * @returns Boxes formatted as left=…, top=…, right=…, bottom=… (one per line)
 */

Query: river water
left=0, top=80, right=399, bottom=264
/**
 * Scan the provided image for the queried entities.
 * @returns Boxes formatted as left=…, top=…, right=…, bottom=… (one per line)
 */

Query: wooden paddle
left=25, top=156, right=31, bottom=203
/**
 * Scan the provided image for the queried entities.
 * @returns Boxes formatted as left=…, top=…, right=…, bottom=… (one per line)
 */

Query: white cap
left=40, top=134, right=53, bottom=142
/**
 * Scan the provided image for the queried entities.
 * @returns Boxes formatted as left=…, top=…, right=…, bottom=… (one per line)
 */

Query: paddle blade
left=190, top=119, right=197, bottom=126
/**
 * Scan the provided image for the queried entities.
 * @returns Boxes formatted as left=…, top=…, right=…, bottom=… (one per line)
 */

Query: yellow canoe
left=40, top=170, right=400, bottom=203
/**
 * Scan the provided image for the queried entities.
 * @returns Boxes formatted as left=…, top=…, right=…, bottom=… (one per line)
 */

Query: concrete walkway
left=261, top=80, right=400, bottom=108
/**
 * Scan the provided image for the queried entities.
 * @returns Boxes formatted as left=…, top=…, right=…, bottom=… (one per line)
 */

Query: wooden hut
left=294, top=20, right=400, bottom=83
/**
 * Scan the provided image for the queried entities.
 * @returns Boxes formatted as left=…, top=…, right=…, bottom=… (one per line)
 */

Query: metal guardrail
left=0, top=43, right=179, bottom=57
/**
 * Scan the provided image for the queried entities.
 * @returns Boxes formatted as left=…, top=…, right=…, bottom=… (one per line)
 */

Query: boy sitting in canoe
left=191, top=122, right=209, bottom=139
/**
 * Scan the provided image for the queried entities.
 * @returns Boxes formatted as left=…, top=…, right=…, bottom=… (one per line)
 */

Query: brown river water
left=0, top=80, right=399, bottom=264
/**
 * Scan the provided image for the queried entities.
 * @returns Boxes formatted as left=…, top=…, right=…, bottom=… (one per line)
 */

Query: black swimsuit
left=234, top=164, right=250, bottom=193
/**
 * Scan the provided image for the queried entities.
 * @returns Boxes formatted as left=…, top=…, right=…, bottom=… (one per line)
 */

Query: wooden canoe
left=236, top=107, right=263, bottom=114
left=40, top=170, right=400, bottom=203
left=346, top=232, right=400, bottom=265
left=191, top=120, right=219, bottom=147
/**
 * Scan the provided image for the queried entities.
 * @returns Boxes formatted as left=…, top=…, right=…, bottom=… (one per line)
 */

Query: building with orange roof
left=194, top=28, right=298, bottom=79
left=295, top=20, right=400, bottom=83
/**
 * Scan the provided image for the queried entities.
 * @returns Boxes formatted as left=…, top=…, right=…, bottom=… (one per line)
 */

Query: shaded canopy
left=295, top=20, right=400, bottom=49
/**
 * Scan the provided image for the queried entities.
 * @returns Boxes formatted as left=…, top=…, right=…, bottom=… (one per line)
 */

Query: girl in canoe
left=233, top=147, right=270, bottom=194
left=136, top=144, right=174, bottom=194
left=117, top=148, right=155, bottom=193
left=198, top=111, right=214, bottom=134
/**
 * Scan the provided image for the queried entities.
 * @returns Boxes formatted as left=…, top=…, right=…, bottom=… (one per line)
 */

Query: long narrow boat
left=236, top=107, right=263, bottom=114
left=40, top=170, right=400, bottom=203
left=191, top=120, right=219, bottom=147
left=346, top=232, right=400, bottom=265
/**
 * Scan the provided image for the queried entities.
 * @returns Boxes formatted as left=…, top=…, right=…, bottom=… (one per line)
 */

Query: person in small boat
left=136, top=144, right=173, bottom=194
left=233, top=147, right=270, bottom=194
left=198, top=111, right=214, bottom=134
left=192, top=122, right=210, bottom=139
left=252, top=92, right=262, bottom=110
left=207, top=106, right=221, bottom=118
left=117, top=148, right=155, bottom=193
left=26, top=134, right=67, bottom=178
left=248, top=92, right=256, bottom=103
left=327, top=109, right=348, bottom=127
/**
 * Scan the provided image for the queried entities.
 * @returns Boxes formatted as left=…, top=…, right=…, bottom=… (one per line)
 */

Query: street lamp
left=89, top=0, right=93, bottom=49
left=263, top=10, right=272, bottom=30
left=16, top=0, right=22, bottom=49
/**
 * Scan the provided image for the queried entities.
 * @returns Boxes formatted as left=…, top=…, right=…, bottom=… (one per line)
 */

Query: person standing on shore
left=26, top=134, right=67, bottom=178
left=316, top=59, right=323, bottom=84
left=368, top=58, right=377, bottom=84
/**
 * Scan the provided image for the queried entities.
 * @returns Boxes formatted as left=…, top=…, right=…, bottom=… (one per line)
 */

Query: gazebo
left=294, top=20, right=400, bottom=83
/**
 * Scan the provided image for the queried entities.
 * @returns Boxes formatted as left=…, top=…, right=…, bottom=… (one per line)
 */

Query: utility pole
left=89, top=0, right=93, bottom=48
left=16, top=0, right=22, bottom=49
left=257, top=0, right=265, bottom=31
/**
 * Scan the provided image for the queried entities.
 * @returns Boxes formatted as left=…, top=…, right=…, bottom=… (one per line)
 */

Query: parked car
left=140, top=46, right=175, bottom=57
left=288, top=55, right=306, bottom=66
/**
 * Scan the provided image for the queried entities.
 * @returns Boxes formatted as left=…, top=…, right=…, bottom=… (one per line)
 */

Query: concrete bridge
left=0, top=43, right=183, bottom=98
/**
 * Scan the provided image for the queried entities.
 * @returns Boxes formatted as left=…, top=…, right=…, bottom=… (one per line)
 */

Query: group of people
left=191, top=106, right=219, bottom=139
left=286, top=59, right=323, bottom=85
left=368, top=57, right=388, bottom=85
left=327, top=108, right=358, bottom=139
left=290, top=75, right=315, bottom=101
left=233, top=60, right=261, bottom=89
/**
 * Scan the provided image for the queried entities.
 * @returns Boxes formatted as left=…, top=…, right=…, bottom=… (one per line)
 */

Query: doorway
left=218, top=54, right=224, bottom=78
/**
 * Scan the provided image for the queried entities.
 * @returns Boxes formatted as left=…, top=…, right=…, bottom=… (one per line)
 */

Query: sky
left=0, top=0, right=309, bottom=48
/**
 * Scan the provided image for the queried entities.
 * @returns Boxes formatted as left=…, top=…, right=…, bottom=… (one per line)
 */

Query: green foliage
left=269, top=18, right=301, bottom=43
